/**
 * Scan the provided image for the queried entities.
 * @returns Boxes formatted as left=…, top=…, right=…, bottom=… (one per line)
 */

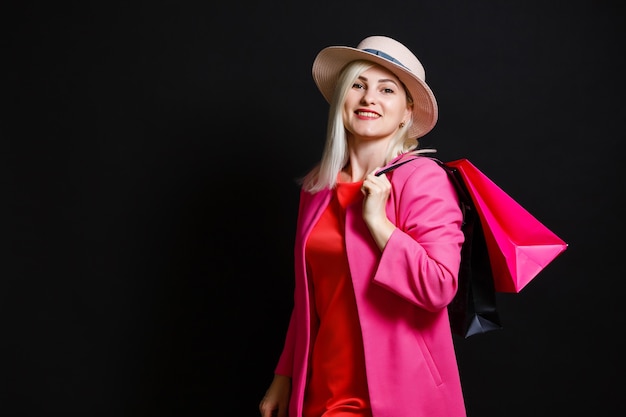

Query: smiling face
left=342, top=64, right=412, bottom=143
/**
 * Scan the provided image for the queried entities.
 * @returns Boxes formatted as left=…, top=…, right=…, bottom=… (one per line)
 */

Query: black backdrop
left=4, top=1, right=625, bottom=416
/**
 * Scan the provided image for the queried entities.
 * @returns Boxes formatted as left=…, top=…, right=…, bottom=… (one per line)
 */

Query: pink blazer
left=275, top=155, right=467, bottom=417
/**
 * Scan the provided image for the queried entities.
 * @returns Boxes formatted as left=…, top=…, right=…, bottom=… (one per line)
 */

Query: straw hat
left=312, top=35, right=438, bottom=139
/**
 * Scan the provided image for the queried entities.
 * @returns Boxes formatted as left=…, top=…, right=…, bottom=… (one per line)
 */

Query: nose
left=360, top=88, right=376, bottom=105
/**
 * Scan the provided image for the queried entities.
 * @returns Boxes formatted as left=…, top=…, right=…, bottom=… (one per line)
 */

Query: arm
left=373, top=158, right=465, bottom=311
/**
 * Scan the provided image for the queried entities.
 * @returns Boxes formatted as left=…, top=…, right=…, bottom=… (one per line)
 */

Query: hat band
left=362, top=48, right=408, bottom=70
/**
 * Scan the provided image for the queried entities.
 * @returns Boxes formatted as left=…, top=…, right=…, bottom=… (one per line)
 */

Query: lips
left=355, top=110, right=380, bottom=119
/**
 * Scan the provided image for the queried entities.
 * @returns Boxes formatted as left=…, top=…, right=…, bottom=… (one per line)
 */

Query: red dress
left=302, top=180, right=372, bottom=417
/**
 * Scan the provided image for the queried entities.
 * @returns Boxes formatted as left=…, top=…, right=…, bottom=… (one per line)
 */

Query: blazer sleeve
left=373, top=157, right=465, bottom=312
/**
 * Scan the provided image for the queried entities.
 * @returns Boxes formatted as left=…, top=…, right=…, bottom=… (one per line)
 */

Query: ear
left=404, top=105, right=412, bottom=123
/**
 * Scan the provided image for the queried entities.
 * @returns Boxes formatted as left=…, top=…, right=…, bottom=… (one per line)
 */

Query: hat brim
left=312, top=46, right=438, bottom=139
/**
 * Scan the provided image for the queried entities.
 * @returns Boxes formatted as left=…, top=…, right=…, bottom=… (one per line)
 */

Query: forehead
left=359, top=63, right=401, bottom=83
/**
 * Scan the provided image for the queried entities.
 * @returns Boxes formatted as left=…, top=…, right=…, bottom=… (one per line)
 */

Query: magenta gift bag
left=445, top=159, right=568, bottom=293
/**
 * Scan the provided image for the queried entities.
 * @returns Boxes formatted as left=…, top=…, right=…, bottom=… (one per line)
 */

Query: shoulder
left=386, top=156, right=459, bottom=205
left=387, top=156, right=447, bottom=183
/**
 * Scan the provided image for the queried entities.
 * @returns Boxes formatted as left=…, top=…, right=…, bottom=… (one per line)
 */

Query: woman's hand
left=361, top=169, right=396, bottom=250
left=259, top=374, right=291, bottom=417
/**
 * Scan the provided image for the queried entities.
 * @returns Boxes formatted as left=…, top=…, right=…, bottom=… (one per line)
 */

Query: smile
left=355, top=111, right=380, bottom=118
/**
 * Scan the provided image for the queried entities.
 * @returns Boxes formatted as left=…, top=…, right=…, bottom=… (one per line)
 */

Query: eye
left=352, top=82, right=365, bottom=89
left=382, top=87, right=395, bottom=94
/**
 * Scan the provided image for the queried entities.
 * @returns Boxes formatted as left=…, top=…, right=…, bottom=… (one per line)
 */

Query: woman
left=259, top=35, right=467, bottom=417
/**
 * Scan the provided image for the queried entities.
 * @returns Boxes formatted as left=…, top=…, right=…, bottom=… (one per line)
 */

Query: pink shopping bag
left=445, top=159, right=568, bottom=293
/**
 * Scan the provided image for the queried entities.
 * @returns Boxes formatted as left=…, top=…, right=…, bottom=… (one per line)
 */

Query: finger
left=370, top=166, right=384, bottom=176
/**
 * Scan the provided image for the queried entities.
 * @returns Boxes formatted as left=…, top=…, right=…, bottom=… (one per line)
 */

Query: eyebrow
left=357, top=75, right=400, bottom=86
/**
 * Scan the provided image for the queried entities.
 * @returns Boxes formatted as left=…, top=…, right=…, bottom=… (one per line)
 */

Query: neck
left=344, top=141, right=389, bottom=181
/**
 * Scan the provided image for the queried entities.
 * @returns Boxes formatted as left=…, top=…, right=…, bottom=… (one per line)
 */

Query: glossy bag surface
left=445, top=159, right=568, bottom=293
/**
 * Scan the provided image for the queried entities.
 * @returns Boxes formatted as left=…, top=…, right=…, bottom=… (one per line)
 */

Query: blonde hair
left=301, top=60, right=433, bottom=193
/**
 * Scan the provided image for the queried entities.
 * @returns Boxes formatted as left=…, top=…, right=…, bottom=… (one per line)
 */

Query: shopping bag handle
left=375, top=156, right=473, bottom=219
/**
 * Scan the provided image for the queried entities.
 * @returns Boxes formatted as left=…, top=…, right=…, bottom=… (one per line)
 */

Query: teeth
left=356, top=111, right=379, bottom=117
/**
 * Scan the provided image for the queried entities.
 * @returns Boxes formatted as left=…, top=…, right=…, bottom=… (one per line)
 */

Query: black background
left=3, top=1, right=625, bottom=416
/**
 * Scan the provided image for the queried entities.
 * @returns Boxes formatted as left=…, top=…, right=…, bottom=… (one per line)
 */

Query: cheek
left=342, top=95, right=358, bottom=120
left=344, top=90, right=360, bottom=106
left=392, top=100, right=411, bottom=121
left=387, top=101, right=410, bottom=120
left=342, top=105, right=351, bottom=124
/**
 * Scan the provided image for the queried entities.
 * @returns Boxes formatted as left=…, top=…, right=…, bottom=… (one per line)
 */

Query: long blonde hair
left=301, top=60, right=433, bottom=193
